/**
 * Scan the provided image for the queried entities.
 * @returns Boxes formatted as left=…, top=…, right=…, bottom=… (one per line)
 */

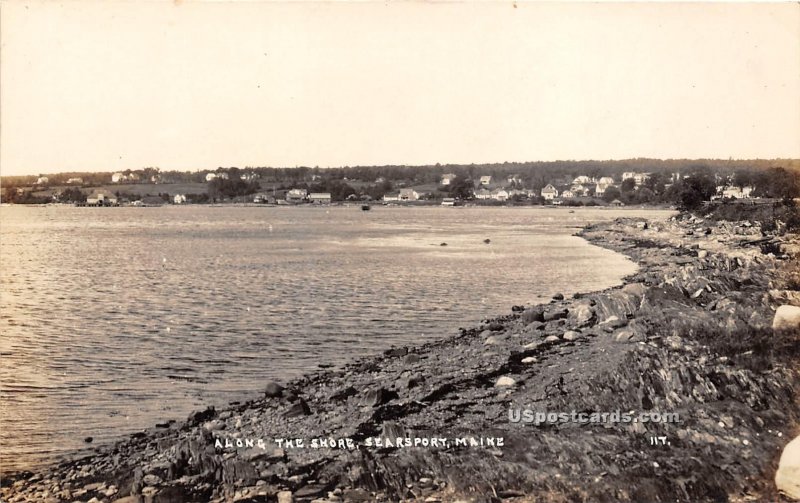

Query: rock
left=562, top=331, right=581, bottom=341
left=776, top=435, right=800, bottom=500
left=264, top=381, right=284, bottom=398
left=141, top=486, right=159, bottom=498
left=484, top=238, right=491, bottom=244
left=404, top=373, right=425, bottom=389
left=522, top=307, right=545, bottom=323
left=188, top=406, right=217, bottom=425
left=277, top=490, right=294, bottom=503
left=698, top=250, right=708, bottom=259
left=361, top=387, right=398, bottom=407
left=142, top=474, right=161, bottom=486
left=330, top=386, right=357, bottom=401
left=773, top=305, right=800, bottom=331
left=544, top=335, right=560, bottom=343
left=544, top=308, right=569, bottom=322
left=521, top=357, right=537, bottom=364
left=294, top=484, right=328, bottom=498
left=569, top=301, right=596, bottom=327
left=284, top=398, right=311, bottom=417
left=552, top=293, right=564, bottom=301
left=440, top=242, right=447, bottom=246
left=487, top=321, right=504, bottom=331
left=83, top=436, right=93, bottom=443
left=614, top=329, right=643, bottom=343
left=385, top=347, right=408, bottom=357
left=404, top=353, right=421, bottom=364
left=484, top=336, right=500, bottom=345
left=495, top=376, right=516, bottom=388
left=202, top=419, right=225, bottom=431
left=600, top=316, right=628, bottom=329
left=112, top=497, right=140, bottom=503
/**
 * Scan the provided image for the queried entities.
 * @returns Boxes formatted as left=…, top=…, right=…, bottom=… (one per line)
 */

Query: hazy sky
left=1, top=2, right=798, bottom=176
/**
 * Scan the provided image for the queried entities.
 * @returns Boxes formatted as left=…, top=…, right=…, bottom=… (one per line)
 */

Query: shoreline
left=2, top=213, right=799, bottom=502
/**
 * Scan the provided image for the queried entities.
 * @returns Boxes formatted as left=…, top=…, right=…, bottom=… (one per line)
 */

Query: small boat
left=361, top=205, right=371, bottom=211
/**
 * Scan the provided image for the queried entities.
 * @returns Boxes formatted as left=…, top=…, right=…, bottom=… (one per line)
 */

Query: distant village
left=2, top=159, right=796, bottom=210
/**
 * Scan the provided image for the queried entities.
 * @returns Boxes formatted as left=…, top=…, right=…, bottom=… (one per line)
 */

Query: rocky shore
left=3, top=214, right=799, bottom=503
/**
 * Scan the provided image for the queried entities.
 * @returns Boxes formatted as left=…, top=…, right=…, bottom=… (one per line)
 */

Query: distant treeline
left=3, top=159, right=798, bottom=187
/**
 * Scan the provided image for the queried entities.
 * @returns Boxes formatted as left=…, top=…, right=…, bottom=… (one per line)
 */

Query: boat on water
left=361, top=205, right=371, bottom=211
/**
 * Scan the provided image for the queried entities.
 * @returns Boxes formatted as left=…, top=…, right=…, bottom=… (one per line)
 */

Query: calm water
left=0, top=205, right=673, bottom=471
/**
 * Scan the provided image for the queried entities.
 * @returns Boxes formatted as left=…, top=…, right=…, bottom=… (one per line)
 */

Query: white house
left=719, top=186, right=755, bottom=199
left=595, top=177, right=616, bottom=196
left=205, top=173, right=218, bottom=182
left=570, top=184, right=590, bottom=197
left=474, top=188, right=492, bottom=200
left=572, top=175, right=592, bottom=185
left=622, top=172, right=636, bottom=181
left=173, top=194, right=187, bottom=204
left=309, top=193, right=332, bottom=204
left=507, top=174, right=523, bottom=185
left=634, top=173, right=650, bottom=186
left=479, top=176, right=492, bottom=186
left=399, top=188, right=419, bottom=201
left=541, top=184, right=559, bottom=200
left=561, top=190, right=575, bottom=199
left=382, top=193, right=400, bottom=202
left=441, top=173, right=457, bottom=186
left=492, top=189, right=509, bottom=201
left=36, top=176, right=49, bottom=185
left=286, top=188, right=308, bottom=202
left=66, top=177, right=83, bottom=184
left=111, top=173, right=127, bottom=183
left=86, top=191, right=118, bottom=206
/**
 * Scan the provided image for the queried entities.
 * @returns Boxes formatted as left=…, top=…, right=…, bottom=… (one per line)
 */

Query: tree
left=621, top=179, right=636, bottom=193
left=733, top=169, right=754, bottom=189
left=449, top=176, right=474, bottom=200
left=602, top=186, right=621, bottom=203
left=673, top=172, right=717, bottom=210
left=57, top=188, right=86, bottom=203
left=644, top=172, right=668, bottom=196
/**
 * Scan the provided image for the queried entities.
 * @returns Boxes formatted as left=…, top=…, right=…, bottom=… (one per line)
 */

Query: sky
left=1, top=1, right=799, bottom=176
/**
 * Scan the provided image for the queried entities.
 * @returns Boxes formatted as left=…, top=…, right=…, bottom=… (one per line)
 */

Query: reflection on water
left=0, top=205, right=673, bottom=470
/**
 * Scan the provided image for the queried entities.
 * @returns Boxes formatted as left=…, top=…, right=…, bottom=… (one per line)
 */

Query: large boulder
left=776, top=435, right=800, bottom=500
left=544, top=308, right=569, bottom=322
left=773, top=305, right=800, bottom=332
left=569, top=300, right=596, bottom=327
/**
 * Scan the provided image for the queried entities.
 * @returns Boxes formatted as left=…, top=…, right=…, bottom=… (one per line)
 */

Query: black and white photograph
left=1, top=1, right=799, bottom=502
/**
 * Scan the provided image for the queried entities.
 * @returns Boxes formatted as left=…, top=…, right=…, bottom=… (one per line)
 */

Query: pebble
left=494, top=376, right=516, bottom=387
